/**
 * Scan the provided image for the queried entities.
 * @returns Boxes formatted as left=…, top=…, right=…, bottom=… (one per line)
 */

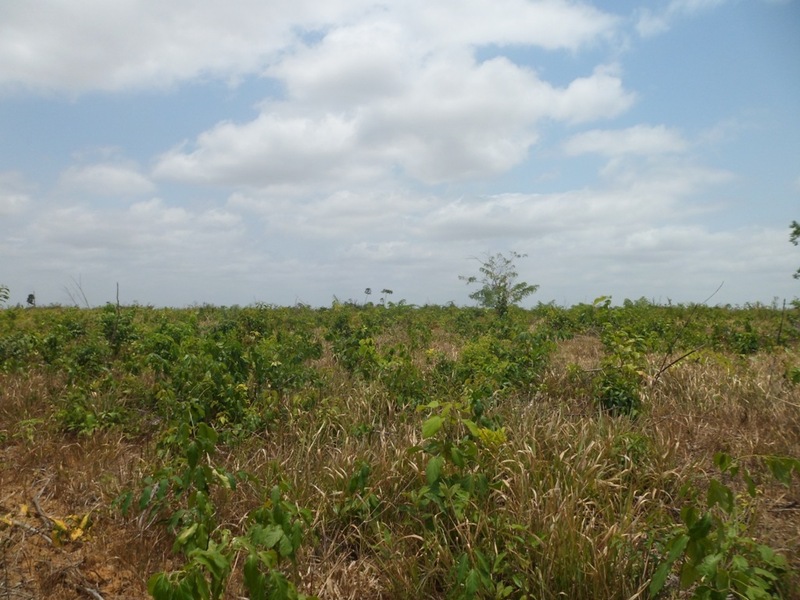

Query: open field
left=1, top=300, right=799, bottom=599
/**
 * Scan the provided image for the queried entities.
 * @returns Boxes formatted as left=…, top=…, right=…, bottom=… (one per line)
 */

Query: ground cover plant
left=1, top=297, right=799, bottom=599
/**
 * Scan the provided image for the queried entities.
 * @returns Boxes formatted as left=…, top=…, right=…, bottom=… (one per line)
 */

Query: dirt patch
left=1, top=450, right=149, bottom=600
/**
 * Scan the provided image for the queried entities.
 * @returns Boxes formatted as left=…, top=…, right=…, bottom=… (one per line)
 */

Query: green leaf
left=426, top=456, right=444, bottom=486
left=765, top=456, right=798, bottom=486
left=649, top=533, right=690, bottom=596
left=138, top=485, right=153, bottom=511
left=757, top=544, right=787, bottom=569
left=688, top=513, right=713, bottom=540
left=422, top=415, right=444, bottom=439
left=744, top=584, right=773, bottom=600
left=696, top=552, right=723, bottom=579
left=262, top=525, right=285, bottom=549
left=742, top=468, right=757, bottom=498
left=713, top=452, right=733, bottom=473
left=707, top=479, right=734, bottom=514
left=278, top=533, right=293, bottom=558
left=186, top=441, right=199, bottom=470
left=243, top=554, right=267, bottom=600
left=462, top=419, right=480, bottom=437
left=175, top=522, right=199, bottom=547
left=751, top=567, right=778, bottom=581
left=450, top=445, right=466, bottom=468
left=147, top=573, right=174, bottom=600
left=464, top=568, right=480, bottom=599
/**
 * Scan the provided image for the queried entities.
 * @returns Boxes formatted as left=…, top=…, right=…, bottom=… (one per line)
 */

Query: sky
left=1, top=0, right=799, bottom=308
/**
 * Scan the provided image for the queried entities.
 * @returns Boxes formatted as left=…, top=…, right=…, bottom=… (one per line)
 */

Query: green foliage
left=333, top=460, right=381, bottom=527
left=324, top=312, right=380, bottom=378
left=455, top=327, right=553, bottom=406
left=594, top=326, right=648, bottom=416
left=649, top=452, right=797, bottom=599
left=55, top=386, right=127, bottom=436
left=100, top=302, right=138, bottom=356
left=0, top=331, right=40, bottom=371
left=2, top=300, right=799, bottom=598
left=379, top=344, right=425, bottom=406
left=0, top=284, right=8, bottom=306
left=126, top=421, right=313, bottom=600
left=791, top=220, right=800, bottom=280
left=460, top=251, right=538, bottom=318
left=410, top=399, right=542, bottom=599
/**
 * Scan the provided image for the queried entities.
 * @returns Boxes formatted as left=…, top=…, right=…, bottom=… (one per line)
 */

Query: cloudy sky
left=1, top=0, right=798, bottom=308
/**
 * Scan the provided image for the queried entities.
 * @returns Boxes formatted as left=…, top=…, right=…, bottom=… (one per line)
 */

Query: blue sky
left=1, top=0, right=798, bottom=308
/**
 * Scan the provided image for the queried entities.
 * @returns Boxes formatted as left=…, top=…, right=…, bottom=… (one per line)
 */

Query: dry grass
left=1, top=310, right=799, bottom=599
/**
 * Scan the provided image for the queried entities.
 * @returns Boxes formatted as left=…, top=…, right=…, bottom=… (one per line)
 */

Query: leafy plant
left=595, top=327, right=648, bottom=416
left=649, top=452, right=797, bottom=599
left=460, top=252, right=538, bottom=319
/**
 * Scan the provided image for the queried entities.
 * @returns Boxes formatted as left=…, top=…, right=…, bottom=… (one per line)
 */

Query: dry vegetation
left=0, top=301, right=799, bottom=599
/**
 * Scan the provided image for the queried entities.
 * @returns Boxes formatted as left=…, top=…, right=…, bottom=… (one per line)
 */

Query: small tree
left=791, top=221, right=800, bottom=279
left=459, top=251, right=538, bottom=318
left=0, top=284, right=8, bottom=306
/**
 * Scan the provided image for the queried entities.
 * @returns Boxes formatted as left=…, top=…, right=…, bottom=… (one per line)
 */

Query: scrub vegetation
left=1, top=288, right=799, bottom=598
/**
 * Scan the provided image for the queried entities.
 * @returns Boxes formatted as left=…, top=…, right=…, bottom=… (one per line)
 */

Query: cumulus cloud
left=563, top=125, right=688, bottom=156
left=0, top=0, right=378, bottom=93
left=154, top=112, right=365, bottom=190
left=399, top=0, right=618, bottom=51
left=156, top=52, right=635, bottom=187
left=58, top=162, right=155, bottom=196
left=0, top=0, right=618, bottom=94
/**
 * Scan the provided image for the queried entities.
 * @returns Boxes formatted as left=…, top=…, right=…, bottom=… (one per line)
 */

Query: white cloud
left=397, top=0, right=618, bottom=51
left=2, top=1, right=794, bottom=309
left=24, top=198, right=242, bottom=261
left=563, top=125, right=687, bottom=156
left=154, top=112, right=365, bottom=190
left=0, top=0, right=618, bottom=94
left=0, top=172, right=31, bottom=215
left=156, top=53, right=635, bottom=187
left=636, top=0, right=727, bottom=37
left=58, top=163, right=155, bottom=196
left=547, top=65, right=636, bottom=123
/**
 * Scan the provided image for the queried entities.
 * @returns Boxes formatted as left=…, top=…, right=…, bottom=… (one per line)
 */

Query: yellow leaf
left=19, top=504, right=29, bottom=517
left=51, top=518, right=69, bottom=532
left=69, top=528, right=84, bottom=541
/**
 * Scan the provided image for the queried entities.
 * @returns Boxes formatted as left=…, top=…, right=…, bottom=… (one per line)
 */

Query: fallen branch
left=80, top=585, right=106, bottom=600
left=31, top=489, right=54, bottom=531
left=1, top=517, right=52, bottom=544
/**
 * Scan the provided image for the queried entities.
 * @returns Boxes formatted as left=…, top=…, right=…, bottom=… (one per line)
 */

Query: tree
left=791, top=221, right=800, bottom=279
left=459, top=251, right=538, bottom=318
left=0, top=284, right=8, bottom=306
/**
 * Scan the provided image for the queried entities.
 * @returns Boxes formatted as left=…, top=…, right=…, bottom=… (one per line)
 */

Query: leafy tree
left=791, top=221, right=800, bottom=279
left=0, top=284, right=8, bottom=306
left=459, top=251, right=538, bottom=318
